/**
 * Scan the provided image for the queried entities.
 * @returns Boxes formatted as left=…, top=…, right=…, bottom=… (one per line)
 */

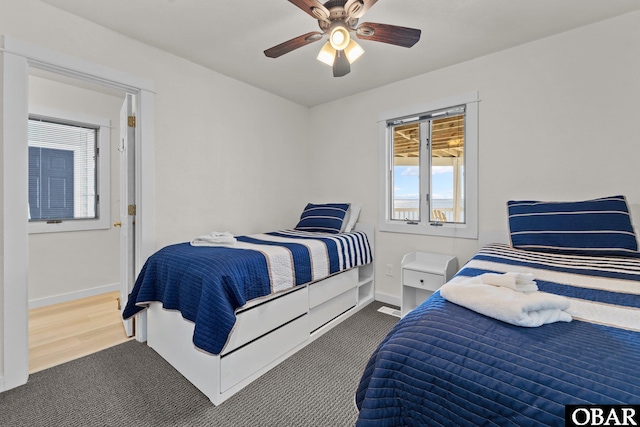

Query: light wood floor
left=28, top=291, right=133, bottom=373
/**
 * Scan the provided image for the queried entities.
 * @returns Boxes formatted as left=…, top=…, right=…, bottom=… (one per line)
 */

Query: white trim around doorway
left=0, top=35, right=155, bottom=393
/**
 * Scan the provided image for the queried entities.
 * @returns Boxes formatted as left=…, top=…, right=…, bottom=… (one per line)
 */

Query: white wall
left=27, top=75, right=123, bottom=304
left=308, top=11, right=640, bottom=303
left=151, top=65, right=312, bottom=248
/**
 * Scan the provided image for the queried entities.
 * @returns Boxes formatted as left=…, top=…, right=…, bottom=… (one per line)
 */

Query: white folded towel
left=480, top=272, right=538, bottom=292
left=190, top=231, right=237, bottom=246
left=440, top=277, right=572, bottom=327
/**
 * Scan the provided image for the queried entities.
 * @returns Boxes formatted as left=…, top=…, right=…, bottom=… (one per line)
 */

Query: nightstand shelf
left=401, top=252, right=458, bottom=317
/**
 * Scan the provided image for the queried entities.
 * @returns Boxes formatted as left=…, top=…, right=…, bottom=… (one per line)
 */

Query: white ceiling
left=39, top=0, right=640, bottom=107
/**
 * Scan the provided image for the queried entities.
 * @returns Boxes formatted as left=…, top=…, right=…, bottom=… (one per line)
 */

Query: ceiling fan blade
left=288, top=0, right=330, bottom=21
left=356, top=22, right=421, bottom=47
left=264, top=31, right=324, bottom=58
left=333, top=50, right=351, bottom=77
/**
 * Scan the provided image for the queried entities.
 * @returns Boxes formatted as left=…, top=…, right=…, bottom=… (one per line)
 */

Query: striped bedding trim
left=233, top=230, right=372, bottom=293
left=474, top=243, right=640, bottom=278
left=460, top=244, right=640, bottom=331
left=231, top=240, right=298, bottom=293
left=268, top=229, right=373, bottom=270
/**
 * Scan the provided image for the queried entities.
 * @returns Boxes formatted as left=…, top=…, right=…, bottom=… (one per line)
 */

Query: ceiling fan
left=264, top=0, right=421, bottom=77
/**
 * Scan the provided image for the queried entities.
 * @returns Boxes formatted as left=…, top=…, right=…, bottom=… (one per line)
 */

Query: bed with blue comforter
left=355, top=243, right=640, bottom=426
left=123, top=229, right=372, bottom=355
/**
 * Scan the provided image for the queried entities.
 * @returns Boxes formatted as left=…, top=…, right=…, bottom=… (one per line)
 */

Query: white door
left=119, top=94, right=136, bottom=337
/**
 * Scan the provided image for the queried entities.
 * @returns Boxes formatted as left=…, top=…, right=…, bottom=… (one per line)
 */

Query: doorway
left=26, top=69, right=130, bottom=372
left=1, top=35, right=155, bottom=392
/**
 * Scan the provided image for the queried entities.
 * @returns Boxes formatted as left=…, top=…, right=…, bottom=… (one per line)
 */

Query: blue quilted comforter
left=123, top=230, right=371, bottom=355
left=355, top=244, right=640, bottom=426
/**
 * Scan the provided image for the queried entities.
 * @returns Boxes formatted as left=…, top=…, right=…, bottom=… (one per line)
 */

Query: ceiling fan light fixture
left=317, top=41, right=336, bottom=66
left=344, top=39, right=364, bottom=63
left=329, top=25, right=350, bottom=51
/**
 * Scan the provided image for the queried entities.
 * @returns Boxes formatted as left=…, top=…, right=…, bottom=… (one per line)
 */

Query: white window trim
left=378, top=91, right=479, bottom=239
left=28, top=106, right=111, bottom=234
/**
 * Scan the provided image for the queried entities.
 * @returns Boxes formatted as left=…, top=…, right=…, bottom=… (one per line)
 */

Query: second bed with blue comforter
left=355, top=244, right=640, bottom=426
left=123, top=229, right=372, bottom=355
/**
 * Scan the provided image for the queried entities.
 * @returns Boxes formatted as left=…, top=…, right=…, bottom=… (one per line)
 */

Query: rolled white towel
left=190, top=231, right=237, bottom=246
left=480, top=272, right=538, bottom=292
left=440, top=278, right=572, bottom=327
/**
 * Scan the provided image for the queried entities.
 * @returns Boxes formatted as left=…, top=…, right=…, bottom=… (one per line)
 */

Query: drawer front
left=308, top=268, right=357, bottom=309
left=309, top=287, right=357, bottom=332
left=220, top=314, right=308, bottom=392
left=222, top=286, right=308, bottom=355
left=403, top=269, right=443, bottom=292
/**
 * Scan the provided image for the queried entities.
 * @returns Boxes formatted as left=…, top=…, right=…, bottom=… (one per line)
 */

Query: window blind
left=28, top=116, right=99, bottom=221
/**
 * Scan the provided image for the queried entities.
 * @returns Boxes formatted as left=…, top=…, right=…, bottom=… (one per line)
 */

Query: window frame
left=28, top=106, right=111, bottom=234
left=378, top=92, right=479, bottom=239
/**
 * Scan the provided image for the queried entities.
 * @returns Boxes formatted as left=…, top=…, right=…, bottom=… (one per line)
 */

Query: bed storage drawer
left=220, top=314, right=308, bottom=393
left=309, top=286, right=357, bottom=332
left=222, top=286, right=308, bottom=356
left=308, top=268, right=357, bottom=309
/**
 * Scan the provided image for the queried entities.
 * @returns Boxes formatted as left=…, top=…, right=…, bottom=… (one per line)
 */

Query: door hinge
left=128, top=115, right=136, bottom=128
left=128, top=204, right=136, bottom=216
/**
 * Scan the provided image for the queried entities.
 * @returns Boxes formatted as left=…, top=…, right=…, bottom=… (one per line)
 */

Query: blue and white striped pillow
left=507, top=195, right=639, bottom=257
left=294, top=203, right=350, bottom=234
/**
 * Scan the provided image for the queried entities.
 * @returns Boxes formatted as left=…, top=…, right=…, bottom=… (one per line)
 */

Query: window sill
left=379, top=221, right=477, bottom=239
left=29, top=217, right=110, bottom=234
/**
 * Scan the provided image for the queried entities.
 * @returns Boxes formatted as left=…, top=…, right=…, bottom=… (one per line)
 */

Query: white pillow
left=343, top=203, right=361, bottom=233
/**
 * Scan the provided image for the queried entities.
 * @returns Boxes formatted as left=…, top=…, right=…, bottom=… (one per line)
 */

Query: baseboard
left=28, top=283, right=120, bottom=309
left=374, top=291, right=400, bottom=308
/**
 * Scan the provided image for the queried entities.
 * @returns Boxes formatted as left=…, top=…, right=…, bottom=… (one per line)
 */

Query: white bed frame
left=144, top=223, right=375, bottom=405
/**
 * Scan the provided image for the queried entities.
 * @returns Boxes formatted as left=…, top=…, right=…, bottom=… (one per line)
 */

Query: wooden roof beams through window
left=393, top=115, right=464, bottom=159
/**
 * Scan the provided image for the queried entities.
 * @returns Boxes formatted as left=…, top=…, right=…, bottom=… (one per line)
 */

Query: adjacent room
left=1, top=0, right=639, bottom=426
left=26, top=69, right=132, bottom=374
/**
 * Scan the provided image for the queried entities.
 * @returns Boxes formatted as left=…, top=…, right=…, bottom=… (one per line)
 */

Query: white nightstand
left=401, top=252, right=458, bottom=317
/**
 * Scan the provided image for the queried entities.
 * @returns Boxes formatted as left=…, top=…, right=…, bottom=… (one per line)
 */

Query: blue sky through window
left=394, top=166, right=453, bottom=200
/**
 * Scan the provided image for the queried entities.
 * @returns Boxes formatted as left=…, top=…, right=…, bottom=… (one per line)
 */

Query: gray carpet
left=0, top=302, right=398, bottom=427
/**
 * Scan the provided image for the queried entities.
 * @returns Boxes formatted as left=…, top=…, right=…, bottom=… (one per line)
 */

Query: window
left=378, top=92, right=478, bottom=239
left=28, top=107, right=111, bottom=233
